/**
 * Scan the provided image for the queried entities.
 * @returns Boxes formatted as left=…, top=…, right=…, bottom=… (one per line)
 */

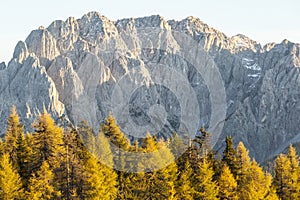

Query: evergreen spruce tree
left=0, top=153, right=23, bottom=199
left=222, top=136, right=237, bottom=176
left=16, top=130, right=33, bottom=188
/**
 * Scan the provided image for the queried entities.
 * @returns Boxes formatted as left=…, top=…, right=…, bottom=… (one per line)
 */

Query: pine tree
left=4, top=105, right=24, bottom=168
left=286, top=145, right=300, bottom=199
left=100, top=114, right=131, bottom=199
left=218, top=164, right=238, bottom=200
left=194, top=157, right=219, bottom=200
left=235, top=142, right=277, bottom=199
left=234, top=142, right=251, bottom=199
left=85, top=155, right=118, bottom=199
left=32, top=111, right=65, bottom=169
left=222, top=136, right=237, bottom=176
left=175, top=161, right=195, bottom=200
left=274, top=145, right=300, bottom=200
left=101, top=114, right=130, bottom=150
left=246, top=160, right=274, bottom=199
left=77, top=120, right=96, bottom=154
left=0, top=153, right=23, bottom=199
left=94, top=131, right=114, bottom=167
left=16, top=130, right=33, bottom=188
left=57, top=128, right=86, bottom=199
left=27, top=161, right=60, bottom=199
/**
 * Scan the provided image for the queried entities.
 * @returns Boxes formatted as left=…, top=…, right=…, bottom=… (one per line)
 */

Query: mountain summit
left=1, top=11, right=300, bottom=162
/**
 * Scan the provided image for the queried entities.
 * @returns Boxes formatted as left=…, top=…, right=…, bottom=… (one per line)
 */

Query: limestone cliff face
left=1, top=11, right=300, bottom=162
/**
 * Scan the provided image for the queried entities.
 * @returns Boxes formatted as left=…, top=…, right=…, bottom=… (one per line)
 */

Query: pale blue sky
left=1, top=0, right=300, bottom=63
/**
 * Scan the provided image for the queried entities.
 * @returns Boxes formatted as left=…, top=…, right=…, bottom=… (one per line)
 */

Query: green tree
left=16, top=130, right=33, bottom=188
left=222, top=136, right=237, bottom=176
left=0, top=153, right=23, bottom=199
left=27, top=161, right=60, bottom=199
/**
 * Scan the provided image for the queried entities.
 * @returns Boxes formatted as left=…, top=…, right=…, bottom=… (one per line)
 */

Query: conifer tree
left=101, top=114, right=131, bottom=199
left=194, top=157, right=219, bottom=200
left=246, top=160, right=274, bottom=199
left=57, top=128, right=86, bottom=199
left=85, top=155, right=118, bottom=199
left=32, top=111, right=65, bottom=169
left=101, top=114, right=130, bottom=150
left=4, top=105, right=24, bottom=168
left=218, top=164, right=238, bottom=200
left=0, top=153, right=23, bottom=199
left=175, top=161, right=195, bottom=200
left=27, top=161, right=60, bottom=199
left=274, top=145, right=300, bottom=200
left=16, top=130, right=33, bottom=188
left=77, top=120, right=96, bottom=154
left=222, top=136, right=237, bottom=176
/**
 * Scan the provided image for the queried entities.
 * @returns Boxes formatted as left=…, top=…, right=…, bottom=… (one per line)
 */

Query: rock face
left=1, top=11, right=300, bottom=162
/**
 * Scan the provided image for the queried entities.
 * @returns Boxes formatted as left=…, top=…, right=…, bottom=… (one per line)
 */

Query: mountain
left=1, top=11, right=300, bottom=162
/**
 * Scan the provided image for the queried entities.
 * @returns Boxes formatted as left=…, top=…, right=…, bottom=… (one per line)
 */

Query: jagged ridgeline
left=1, top=11, right=300, bottom=163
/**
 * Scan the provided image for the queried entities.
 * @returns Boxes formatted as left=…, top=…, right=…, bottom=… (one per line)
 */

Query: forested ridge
left=0, top=106, right=299, bottom=199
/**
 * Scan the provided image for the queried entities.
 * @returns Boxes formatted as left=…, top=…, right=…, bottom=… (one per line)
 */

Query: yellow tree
left=100, top=114, right=131, bottom=199
left=235, top=142, right=278, bottom=199
left=4, top=105, right=24, bottom=168
left=246, top=160, right=275, bottom=199
left=175, top=161, right=195, bottom=200
left=0, top=153, right=23, bottom=199
left=85, top=155, right=118, bottom=199
left=194, top=157, right=219, bottom=200
left=274, top=145, right=299, bottom=200
left=32, top=111, right=65, bottom=169
left=26, top=161, right=60, bottom=199
left=218, top=164, right=238, bottom=200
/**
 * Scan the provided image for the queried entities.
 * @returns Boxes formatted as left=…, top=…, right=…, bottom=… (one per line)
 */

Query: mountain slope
left=1, top=11, right=300, bottom=162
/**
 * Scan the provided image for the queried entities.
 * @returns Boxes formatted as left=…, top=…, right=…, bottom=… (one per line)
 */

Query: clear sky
left=1, top=0, right=300, bottom=63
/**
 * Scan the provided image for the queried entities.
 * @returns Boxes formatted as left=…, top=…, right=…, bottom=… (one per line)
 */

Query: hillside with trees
left=0, top=106, right=299, bottom=199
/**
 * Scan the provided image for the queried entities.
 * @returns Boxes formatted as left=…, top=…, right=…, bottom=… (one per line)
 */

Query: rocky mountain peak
left=231, top=34, right=261, bottom=52
left=1, top=12, right=300, bottom=163
left=0, top=62, right=6, bottom=70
